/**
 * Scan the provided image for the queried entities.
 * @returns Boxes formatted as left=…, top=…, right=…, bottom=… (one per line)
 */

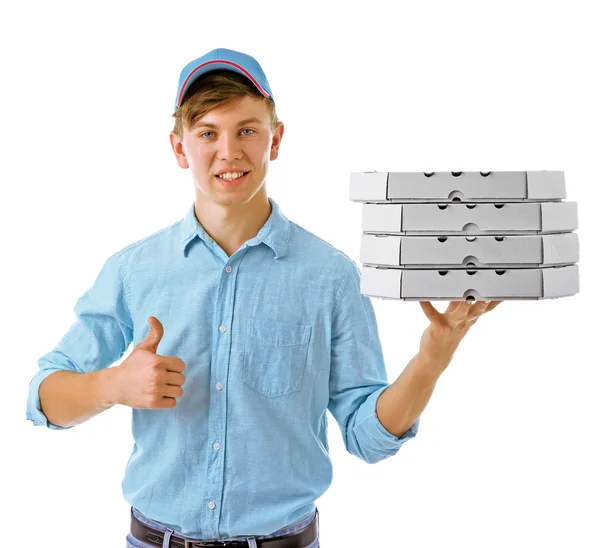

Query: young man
left=26, top=48, right=500, bottom=548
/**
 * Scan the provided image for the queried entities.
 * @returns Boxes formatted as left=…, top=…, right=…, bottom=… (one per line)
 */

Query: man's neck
left=193, top=193, right=272, bottom=257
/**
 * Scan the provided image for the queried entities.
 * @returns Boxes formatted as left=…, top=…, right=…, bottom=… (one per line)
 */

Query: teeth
left=217, top=171, right=246, bottom=180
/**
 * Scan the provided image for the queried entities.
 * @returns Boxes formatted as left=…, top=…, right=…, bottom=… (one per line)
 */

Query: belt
left=130, top=508, right=319, bottom=548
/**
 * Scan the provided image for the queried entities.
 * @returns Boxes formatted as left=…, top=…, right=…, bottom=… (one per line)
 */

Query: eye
left=241, top=128, right=255, bottom=136
left=199, top=131, right=214, bottom=139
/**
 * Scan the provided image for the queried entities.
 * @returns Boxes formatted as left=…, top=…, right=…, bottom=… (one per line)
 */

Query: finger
left=456, top=300, right=475, bottom=317
left=466, top=301, right=489, bottom=321
left=445, top=301, right=462, bottom=314
left=483, top=300, right=503, bottom=313
left=420, top=301, right=442, bottom=324
left=467, top=299, right=501, bottom=320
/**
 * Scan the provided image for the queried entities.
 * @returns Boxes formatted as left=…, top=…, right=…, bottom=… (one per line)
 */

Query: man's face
left=170, top=94, right=284, bottom=208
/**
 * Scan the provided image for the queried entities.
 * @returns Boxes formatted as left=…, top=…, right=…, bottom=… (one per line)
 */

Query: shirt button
left=213, top=442, right=221, bottom=451
left=208, top=501, right=216, bottom=510
left=216, top=382, right=223, bottom=390
left=225, top=266, right=232, bottom=273
left=219, top=324, right=227, bottom=333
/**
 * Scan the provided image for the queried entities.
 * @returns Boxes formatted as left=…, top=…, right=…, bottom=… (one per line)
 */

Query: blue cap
left=174, top=48, right=274, bottom=112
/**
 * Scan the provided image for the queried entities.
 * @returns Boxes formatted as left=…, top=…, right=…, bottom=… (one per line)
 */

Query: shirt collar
left=179, top=197, right=290, bottom=259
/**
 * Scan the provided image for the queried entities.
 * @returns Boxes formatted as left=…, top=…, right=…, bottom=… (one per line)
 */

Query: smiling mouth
left=215, top=171, right=250, bottom=180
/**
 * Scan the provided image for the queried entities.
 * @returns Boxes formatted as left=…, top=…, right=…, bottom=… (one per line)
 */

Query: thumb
left=136, top=316, right=164, bottom=353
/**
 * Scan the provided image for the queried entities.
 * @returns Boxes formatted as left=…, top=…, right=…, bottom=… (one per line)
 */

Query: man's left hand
left=418, top=300, right=502, bottom=373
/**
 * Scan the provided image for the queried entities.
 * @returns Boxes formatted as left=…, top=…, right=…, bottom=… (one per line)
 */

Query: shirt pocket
left=242, top=318, right=312, bottom=398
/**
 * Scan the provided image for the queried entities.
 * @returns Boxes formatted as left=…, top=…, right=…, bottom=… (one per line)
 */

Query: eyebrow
left=193, top=117, right=263, bottom=129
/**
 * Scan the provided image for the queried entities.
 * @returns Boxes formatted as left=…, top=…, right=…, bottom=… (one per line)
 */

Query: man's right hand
left=114, top=316, right=186, bottom=409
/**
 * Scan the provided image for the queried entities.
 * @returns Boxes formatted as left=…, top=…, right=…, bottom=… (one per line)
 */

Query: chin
left=209, top=193, right=250, bottom=207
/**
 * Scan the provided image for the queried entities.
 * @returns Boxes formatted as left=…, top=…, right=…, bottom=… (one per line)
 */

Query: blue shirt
left=26, top=197, right=419, bottom=539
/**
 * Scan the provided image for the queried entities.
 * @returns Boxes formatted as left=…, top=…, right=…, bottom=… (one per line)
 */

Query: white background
left=3, top=1, right=599, bottom=547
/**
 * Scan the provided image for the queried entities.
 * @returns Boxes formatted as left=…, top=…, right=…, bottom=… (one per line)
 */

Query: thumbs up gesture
left=114, top=316, right=186, bottom=409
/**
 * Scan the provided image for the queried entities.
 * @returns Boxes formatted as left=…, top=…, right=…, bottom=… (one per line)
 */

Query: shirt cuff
left=26, top=369, right=74, bottom=430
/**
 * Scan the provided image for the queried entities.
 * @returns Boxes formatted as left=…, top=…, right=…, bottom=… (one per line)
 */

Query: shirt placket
left=202, top=254, right=241, bottom=539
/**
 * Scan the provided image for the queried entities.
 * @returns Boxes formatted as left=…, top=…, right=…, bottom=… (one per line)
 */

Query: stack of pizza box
left=349, top=171, right=579, bottom=301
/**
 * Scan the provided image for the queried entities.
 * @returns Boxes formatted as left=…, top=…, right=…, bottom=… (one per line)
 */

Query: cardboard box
left=349, top=171, right=566, bottom=202
left=360, top=264, right=579, bottom=300
left=360, top=233, right=579, bottom=268
left=361, top=201, right=578, bottom=235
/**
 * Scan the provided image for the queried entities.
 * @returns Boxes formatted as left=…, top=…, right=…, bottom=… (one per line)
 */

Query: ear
left=169, top=131, right=190, bottom=169
left=269, top=122, right=285, bottom=161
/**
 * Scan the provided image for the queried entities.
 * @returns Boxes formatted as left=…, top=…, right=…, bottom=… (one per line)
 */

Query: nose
left=216, top=132, right=243, bottom=161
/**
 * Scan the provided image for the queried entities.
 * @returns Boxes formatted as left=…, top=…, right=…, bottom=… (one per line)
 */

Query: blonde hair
left=171, top=69, right=280, bottom=139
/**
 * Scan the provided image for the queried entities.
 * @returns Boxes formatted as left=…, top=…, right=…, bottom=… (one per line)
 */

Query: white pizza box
left=360, top=233, right=579, bottom=268
left=349, top=171, right=566, bottom=202
left=360, top=264, right=579, bottom=300
left=362, top=201, right=578, bottom=235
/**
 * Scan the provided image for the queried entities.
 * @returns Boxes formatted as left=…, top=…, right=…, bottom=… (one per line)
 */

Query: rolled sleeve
left=26, top=367, right=75, bottom=430
left=328, top=258, right=419, bottom=464
left=26, top=251, right=134, bottom=429
left=353, top=385, right=420, bottom=460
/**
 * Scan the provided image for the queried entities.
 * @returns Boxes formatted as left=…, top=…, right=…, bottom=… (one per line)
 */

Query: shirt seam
left=281, top=215, right=290, bottom=257
left=331, top=261, right=353, bottom=319
left=117, top=252, right=134, bottom=327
